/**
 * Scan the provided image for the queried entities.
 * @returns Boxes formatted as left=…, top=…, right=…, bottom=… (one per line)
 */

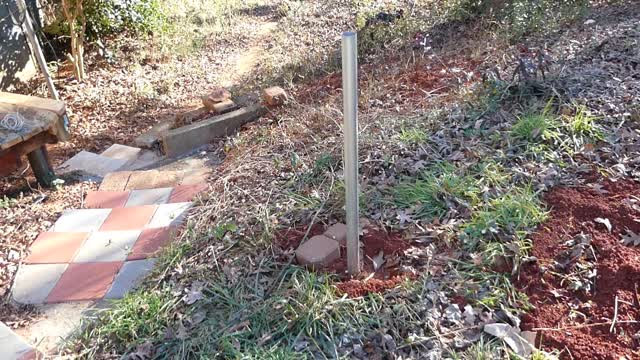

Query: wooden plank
left=0, top=91, right=66, bottom=116
left=161, top=105, right=266, bottom=157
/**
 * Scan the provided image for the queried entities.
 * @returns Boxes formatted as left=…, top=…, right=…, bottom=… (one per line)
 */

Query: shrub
left=84, top=0, right=164, bottom=39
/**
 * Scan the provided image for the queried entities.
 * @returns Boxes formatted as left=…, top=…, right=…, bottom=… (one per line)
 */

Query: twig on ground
left=533, top=319, right=639, bottom=332
left=610, top=295, right=619, bottom=333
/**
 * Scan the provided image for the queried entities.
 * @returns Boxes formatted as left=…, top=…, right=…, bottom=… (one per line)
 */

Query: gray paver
left=125, top=188, right=173, bottom=207
left=52, top=209, right=111, bottom=232
left=0, top=322, right=34, bottom=360
left=73, top=231, right=141, bottom=262
left=105, top=259, right=157, bottom=299
left=295, top=235, right=340, bottom=267
left=58, top=150, right=128, bottom=177
left=100, top=144, right=142, bottom=167
left=147, top=202, right=192, bottom=228
left=12, top=264, right=68, bottom=304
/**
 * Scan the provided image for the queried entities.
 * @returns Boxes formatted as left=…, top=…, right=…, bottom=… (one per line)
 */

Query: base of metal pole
left=27, top=146, right=55, bottom=187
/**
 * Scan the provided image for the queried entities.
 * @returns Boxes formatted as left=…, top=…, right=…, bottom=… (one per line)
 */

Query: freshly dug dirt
left=275, top=224, right=411, bottom=297
left=518, top=179, right=640, bottom=360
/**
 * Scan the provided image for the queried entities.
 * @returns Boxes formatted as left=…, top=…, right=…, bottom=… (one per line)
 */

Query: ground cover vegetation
left=2, top=0, right=640, bottom=359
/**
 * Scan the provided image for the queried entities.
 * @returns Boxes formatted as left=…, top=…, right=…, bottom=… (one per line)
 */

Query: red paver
left=84, top=191, right=130, bottom=209
left=169, top=183, right=207, bottom=203
left=99, top=205, right=157, bottom=231
left=128, top=227, right=174, bottom=260
left=46, top=262, right=122, bottom=302
left=25, top=232, right=88, bottom=264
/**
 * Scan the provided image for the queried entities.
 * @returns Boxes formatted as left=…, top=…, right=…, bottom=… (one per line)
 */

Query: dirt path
left=220, top=21, right=279, bottom=88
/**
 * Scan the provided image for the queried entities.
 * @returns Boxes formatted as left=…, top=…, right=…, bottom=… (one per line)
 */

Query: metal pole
left=18, top=0, right=60, bottom=100
left=16, top=0, right=61, bottom=186
left=342, top=32, right=360, bottom=275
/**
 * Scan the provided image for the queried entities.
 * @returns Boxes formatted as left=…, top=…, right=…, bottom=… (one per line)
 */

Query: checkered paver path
left=11, top=171, right=207, bottom=305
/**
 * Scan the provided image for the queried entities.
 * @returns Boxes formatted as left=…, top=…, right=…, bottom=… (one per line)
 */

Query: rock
left=295, top=235, right=340, bottom=267
left=201, top=87, right=231, bottom=109
left=175, top=107, right=210, bottom=127
left=324, top=223, right=347, bottom=244
left=211, top=99, right=238, bottom=114
left=262, top=86, right=287, bottom=106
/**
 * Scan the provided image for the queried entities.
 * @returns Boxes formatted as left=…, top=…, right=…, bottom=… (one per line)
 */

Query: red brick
left=99, top=206, right=157, bottom=231
left=201, top=87, right=231, bottom=108
left=25, top=232, right=88, bottom=264
left=262, top=86, right=287, bottom=106
left=128, top=227, right=174, bottom=260
left=295, top=235, right=340, bottom=267
left=46, top=262, right=121, bottom=302
left=324, top=223, right=347, bottom=245
left=169, top=183, right=207, bottom=203
left=84, top=191, right=130, bottom=209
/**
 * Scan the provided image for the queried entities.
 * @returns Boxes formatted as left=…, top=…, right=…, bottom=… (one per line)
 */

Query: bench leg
left=27, top=146, right=55, bottom=187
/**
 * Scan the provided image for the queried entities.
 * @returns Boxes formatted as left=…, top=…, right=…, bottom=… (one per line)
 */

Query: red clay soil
left=517, top=179, right=640, bottom=360
left=275, top=225, right=411, bottom=297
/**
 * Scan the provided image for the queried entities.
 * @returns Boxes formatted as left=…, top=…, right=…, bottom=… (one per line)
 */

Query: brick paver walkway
left=10, top=170, right=207, bottom=305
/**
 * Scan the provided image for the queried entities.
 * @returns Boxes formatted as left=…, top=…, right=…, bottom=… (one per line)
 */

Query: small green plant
left=394, top=163, right=481, bottom=220
left=564, top=106, right=604, bottom=142
left=0, top=195, right=17, bottom=209
left=52, top=178, right=65, bottom=191
left=465, top=186, right=547, bottom=243
left=511, top=113, right=559, bottom=143
left=399, top=127, right=428, bottom=145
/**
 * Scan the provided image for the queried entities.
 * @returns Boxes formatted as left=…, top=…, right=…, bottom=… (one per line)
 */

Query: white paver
left=73, top=231, right=141, bottom=262
left=51, top=209, right=111, bottom=232
left=12, top=264, right=68, bottom=304
left=147, top=202, right=192, bottom=228
left=125, top=188, right=173, bottom=207
left=58, top=150, right=128, bottom=177
left=105, top=259, right=157, bottom=299
left=0, top=322, right=35, bottom=360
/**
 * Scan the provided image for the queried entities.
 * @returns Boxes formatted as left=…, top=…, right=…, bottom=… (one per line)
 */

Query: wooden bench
left=0, top=91, right=70, bottom=186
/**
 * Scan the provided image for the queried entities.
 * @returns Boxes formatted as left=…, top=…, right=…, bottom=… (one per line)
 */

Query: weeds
left=394, top=163, right=481, bottom=220
left=464, top=185, right=547, bottom=244
left=511, top=113, right=559, bottom=143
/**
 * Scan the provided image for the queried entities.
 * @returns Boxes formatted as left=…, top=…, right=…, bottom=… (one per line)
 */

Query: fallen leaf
left=595, top=217, right=612, bottom=233
left=484, top=323, right=534, bottom=357
left=621, top=229, right=640, bottom=246
left=372, top=250, right=385, bottom=271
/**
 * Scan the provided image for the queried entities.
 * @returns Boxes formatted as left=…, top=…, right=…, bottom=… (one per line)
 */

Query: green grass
left=398, top=127, right=429, bottom=145
left=464, top=186, right=547, bottom=244
left=511, top=113, right=559, bottom=143
left=393, top=163, right=481, bottom=220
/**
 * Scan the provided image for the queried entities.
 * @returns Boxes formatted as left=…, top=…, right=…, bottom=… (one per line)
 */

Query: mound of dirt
left=275, top=224, right=411, bottom=297
left=517, top=179, right=640, bottom=359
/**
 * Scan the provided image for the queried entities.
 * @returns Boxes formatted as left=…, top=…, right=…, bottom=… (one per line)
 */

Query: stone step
left=0, top=321, right=38, bottom=360
left=99, top=168, right=209, bottom=191
left=100, top=144, right=142, bottom=168
left=58, top=150, right=128, bottom=178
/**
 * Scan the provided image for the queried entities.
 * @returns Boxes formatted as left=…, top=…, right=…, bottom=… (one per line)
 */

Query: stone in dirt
left=262, top=86, right=287, bottom=106
left=202, top=87, right=231, bottom=108
left=324, top=223, right=347, bottom=245
left=211, top=99, right=238, bottom=114
left=295, top=235, right=340, bottom=267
